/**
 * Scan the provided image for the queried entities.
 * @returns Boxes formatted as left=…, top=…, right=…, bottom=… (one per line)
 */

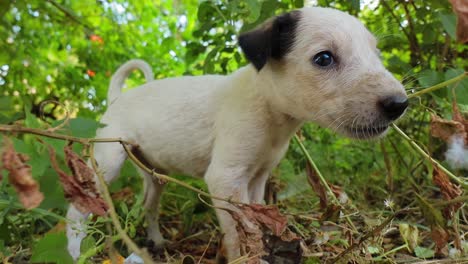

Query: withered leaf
left=64, top=145, right=99, bottom=194
left=449, top=0, right=468, bottom=43
left=431, top=225, right=449, bottom=257
left=240, top=204, right=288, bottom=236
left=1, top=138, right=44, bottom=209
left=229, top=208, right=265, bottom=262
left=430, top=114, right=466, bottom=144
left=49, top=146, right=108, bottom=216
left=305, top=161, right=327, bottom=210
left=227, top=204, right=298, bottom=263
left=432, top=164, right=462, bottom=219
left=452, top=100, right=468, bottom=144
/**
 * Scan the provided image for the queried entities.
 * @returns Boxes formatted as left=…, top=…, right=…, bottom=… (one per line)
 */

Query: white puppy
left=67, top=7, right=408, bottom=262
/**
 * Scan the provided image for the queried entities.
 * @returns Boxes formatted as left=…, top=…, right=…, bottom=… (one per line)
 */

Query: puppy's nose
left=378, top=95, right=408, bottom=120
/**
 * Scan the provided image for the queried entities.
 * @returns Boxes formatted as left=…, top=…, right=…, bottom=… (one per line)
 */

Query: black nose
left=378, top=95, right=408, bottom=120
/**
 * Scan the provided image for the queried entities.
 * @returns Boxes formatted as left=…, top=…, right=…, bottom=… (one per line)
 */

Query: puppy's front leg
left=204, top=163, right=251, bottom=261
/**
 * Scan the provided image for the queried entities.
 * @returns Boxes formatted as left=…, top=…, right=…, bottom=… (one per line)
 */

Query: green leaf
left=197, top=1, right=215, bottom=23
left=367, top=245, right=380, bottom=254
left=293, top=0, right=304, bottom=8
left=0, top=97, right=12, bottom=112
left=68, top=117, right=104, bottom=138
left=399, top=223, right=419, bottom=252
left=439, top=13, right=456, bottom=39
left=445, top=68, right=468, bottom=105
left=418, top=69, right=446, bottom=98
left=245, top=0, right=261, bottom=23
left=80, top=236, right=97, bottom=255
left=30, top=232, right=73, bottom=264
left=415, top=193, right=445, bottom=227
left=414, top=246, right=435, bottom=259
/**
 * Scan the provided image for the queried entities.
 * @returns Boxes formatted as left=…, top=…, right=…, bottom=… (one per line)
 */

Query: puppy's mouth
left=344, top=124, right=389, bottom=139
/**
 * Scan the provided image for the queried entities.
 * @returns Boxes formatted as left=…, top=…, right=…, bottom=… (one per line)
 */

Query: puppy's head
left=239, top=7, right=408, bottom=139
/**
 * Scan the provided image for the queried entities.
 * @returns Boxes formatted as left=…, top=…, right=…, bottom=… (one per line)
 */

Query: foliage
left=0, top=0, right=467, bottom=263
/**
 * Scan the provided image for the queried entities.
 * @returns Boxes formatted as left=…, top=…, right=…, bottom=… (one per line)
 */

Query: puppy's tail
left=108, top=59, right=154, bottom=103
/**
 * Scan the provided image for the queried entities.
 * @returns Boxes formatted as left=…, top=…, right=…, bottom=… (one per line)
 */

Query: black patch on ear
left=238, top=11, right=300, bottom=71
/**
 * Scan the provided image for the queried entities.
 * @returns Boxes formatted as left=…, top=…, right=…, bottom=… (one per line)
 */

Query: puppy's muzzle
left=378, top=95, right=409, bottom=121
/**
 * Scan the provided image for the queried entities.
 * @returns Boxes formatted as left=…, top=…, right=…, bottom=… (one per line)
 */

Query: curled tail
left=108, top=59, right=154, bottom=103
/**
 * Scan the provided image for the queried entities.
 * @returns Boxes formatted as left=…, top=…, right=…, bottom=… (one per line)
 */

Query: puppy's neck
left=230, top=65, right=303, bottom=139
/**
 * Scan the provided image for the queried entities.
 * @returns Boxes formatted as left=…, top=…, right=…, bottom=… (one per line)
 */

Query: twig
left=293, top=135, right=358, bottom=232
left=433, top=195, right=468, bottom=207
left=197, top=232, right=216, bottom=264
left=380, top=141, right=393, bottom=192
left=45, top=0, right=93, bottom=31
left=391, top=124, right=466, bottom=187
left=121, top=143, right=246, bottom=205
left=89, top=144, right=155, bottom=264
left=0, top=124, right=127, bottom=145
left=0, top=124, right=249, bottom=206
left=408, top=72, right=467, bottom=98
left=330, top=210, right=406, bottom=263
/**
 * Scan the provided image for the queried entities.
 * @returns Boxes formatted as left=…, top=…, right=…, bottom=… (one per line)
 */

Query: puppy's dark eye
left=312, top=51, right=334, bottom=67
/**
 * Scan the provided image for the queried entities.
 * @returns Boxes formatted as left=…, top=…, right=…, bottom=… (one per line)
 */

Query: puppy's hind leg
left=142, top=171, right=166, bottom=248
left=66, top=142, right=127, bottom=260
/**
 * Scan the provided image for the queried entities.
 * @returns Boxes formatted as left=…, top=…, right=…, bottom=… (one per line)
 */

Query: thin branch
left=89, top=144, right=155, bottom=264
left=0, top=124, right=127, bottom=145
left=409, top=72, right=467, bottom=98
left=0, top=124, right=245, bottom=205
left=293, top=135, right=358, bottom=233
left=45, top=0, right=93, bottom=31
left=380, top=1, right=411, bottom=41
left=330, top=209, right=407, bottom=263
left=121, top=143, right=244, bottom=205
left=391, top=124, right=466, bottom=187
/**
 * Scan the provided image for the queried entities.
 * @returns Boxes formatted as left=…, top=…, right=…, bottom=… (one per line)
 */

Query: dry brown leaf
left=430, top=114, right=466, bottom=144
left=64, top=145, right=99, bottom=194
left=241, top=204, right=288, bottom=236
left=229, top=208, right=265, bottom=262
left=452, top=100, right=468, bottom=144
left=49, top=146, right=108, bottom=216
left=227, top=204, right=299, bottom=263
left=432, top=164, right=463, bottom=219
left=449, top=0, right=468, bottom=43
left=305, top=161, right=327, bottom=210
left=431, top=225, right=449, bottom=257
left=1, top=138, right=44, bottom=209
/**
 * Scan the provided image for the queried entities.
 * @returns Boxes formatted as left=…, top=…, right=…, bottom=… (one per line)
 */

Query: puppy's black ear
left=238, top=11, right=300, bottom=71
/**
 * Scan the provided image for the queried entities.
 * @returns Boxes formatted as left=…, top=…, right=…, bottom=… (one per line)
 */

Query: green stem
left=408, top=72, right=467, bottom=98
left=373, top=244, right=408, bottom=261
left=391, top=124, right=466, bottom=187
left=293, top=135, right=358, bottom=232
left=89, top=144, right=155, bottom=264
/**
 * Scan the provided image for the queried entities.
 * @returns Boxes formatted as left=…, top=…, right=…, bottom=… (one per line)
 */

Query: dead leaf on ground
left=49, top=146, right=108, bottom=216
left=227, top=204, right=300, bottom=263
left=432, top=164, right=463, bottom=219
left=449, top=0, right=468, bottom=43
left=1, top=138, right=44, bottom=209
left=431, top=225, right=449, bottom=257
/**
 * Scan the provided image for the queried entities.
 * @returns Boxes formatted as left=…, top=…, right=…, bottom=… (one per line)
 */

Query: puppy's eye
left=312, top=51, right=334, bottom=67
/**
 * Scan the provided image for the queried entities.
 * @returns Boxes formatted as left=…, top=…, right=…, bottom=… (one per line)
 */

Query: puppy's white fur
left=67, top=7, right=407, bottom=261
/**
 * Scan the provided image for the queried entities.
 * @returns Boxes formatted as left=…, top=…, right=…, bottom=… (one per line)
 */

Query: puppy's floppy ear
left=238, top=11, right=300, bottom=71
